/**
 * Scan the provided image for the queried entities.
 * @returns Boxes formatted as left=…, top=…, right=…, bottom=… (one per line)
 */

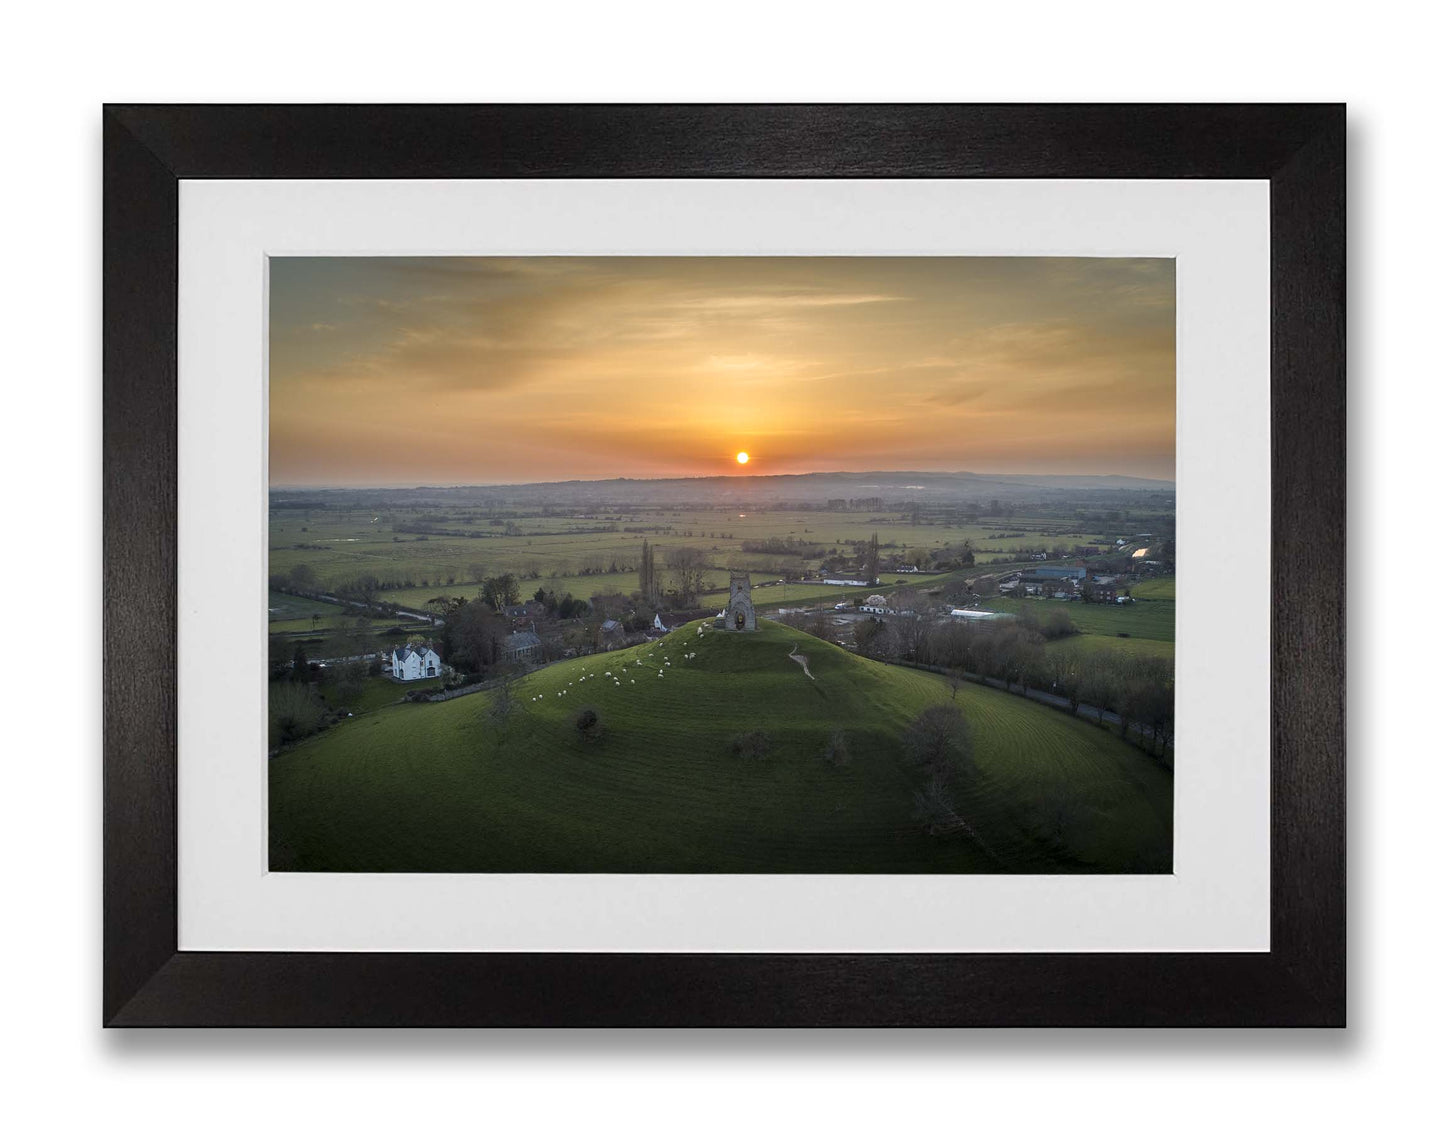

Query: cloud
left=269, top=256, right=1175, bottom=483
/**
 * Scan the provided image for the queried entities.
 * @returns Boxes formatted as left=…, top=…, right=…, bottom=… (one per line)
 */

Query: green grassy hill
left=270, top=620, right=1172, bottom=875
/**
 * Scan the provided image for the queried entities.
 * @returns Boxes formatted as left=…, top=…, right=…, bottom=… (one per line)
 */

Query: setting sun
left=736, top=451, right=749, bottom=465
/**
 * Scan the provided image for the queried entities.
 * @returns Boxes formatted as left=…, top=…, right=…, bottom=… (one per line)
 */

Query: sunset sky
left=269, top=256, right=1174, bottom=486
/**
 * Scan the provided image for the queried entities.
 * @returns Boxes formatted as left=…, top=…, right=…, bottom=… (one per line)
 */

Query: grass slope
left=271, top=620, right=1172, bottom=875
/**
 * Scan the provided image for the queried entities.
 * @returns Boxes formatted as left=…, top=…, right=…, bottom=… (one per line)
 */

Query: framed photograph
left=104, top=104, right=1343, bottom=1026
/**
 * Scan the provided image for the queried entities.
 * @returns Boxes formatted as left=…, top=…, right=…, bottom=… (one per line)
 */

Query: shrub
left=732, top=730, right=771, bottom=760
left=268, top=682, right=327, bottom=748
left=574, top=708, right=602, bottom=741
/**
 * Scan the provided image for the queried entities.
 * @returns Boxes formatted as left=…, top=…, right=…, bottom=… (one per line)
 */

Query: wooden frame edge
left=102, top=104, right=1345, bottom=1028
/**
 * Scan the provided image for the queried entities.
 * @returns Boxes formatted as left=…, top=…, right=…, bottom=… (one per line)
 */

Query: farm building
left=1020, top=566, right=1087, bottom=582
left=390, top=644, right=441, bottom=681
left=502, top=630, right=542, bottom=662
left=950, top=608, right=1011, bottom=622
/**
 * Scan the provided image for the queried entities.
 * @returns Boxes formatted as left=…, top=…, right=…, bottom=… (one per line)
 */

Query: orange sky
left=269, top=256, right=1175, bottom=486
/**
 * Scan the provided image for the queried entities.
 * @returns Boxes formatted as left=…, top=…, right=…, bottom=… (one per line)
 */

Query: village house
left=390, top=644, right=441, bottom=681
left=502, top=630, right=542, bottom=663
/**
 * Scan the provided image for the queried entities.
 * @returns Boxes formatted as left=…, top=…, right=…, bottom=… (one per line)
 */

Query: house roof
left=503, top=631, right=542, bottom=651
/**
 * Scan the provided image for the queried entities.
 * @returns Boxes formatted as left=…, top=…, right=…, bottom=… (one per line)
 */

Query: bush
left=268, top=682, right=327, bottom=749
left=574, top=708, right=602, bottom=741
left=732, top=730, right=771, bottom=760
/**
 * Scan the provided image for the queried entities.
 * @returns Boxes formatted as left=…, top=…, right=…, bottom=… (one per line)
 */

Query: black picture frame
left=103, top=104, right=1344, bottom=1027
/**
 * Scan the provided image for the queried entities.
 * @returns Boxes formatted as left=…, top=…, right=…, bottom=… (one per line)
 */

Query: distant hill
left=272, top=469, right=1175, bottom=509
left=270, top=620, right=1172, bottom=874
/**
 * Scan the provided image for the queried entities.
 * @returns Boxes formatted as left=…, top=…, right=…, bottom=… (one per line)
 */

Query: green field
left=270, top=504, right=1168, bottom=608
left=268, top=592, right=411, bottom=634
left=317, top=673, right=440, bottom=715
left=982, top=595, right=1175, bottom=643
left=1045, top=633, right=1176, bottom=661
left=270, top=620, right=1172, bottom=874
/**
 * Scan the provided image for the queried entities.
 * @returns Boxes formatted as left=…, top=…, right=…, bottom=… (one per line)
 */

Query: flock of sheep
left=526, top=623, right=710, bottom=704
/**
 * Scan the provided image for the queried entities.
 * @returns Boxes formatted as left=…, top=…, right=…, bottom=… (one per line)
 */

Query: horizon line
left=269, top=467, right=1178, bottom=491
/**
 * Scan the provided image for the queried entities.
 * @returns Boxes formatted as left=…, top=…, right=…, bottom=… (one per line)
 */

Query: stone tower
left=724, top=571, right=757, bottom=632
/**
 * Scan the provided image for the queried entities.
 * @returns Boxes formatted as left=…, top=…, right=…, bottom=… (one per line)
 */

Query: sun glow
left=736, top=451, right=749, bottom=465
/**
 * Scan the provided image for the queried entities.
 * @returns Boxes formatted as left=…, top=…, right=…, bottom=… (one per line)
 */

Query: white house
left=390, top=644, right=442, bottom=681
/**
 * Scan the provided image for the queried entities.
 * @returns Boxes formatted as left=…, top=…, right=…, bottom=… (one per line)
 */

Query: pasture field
left=1045, top=633, right=1176, bottom=662
left=270, top=620, right=1172, bottom=874
left=269, top=502, right=1169, bottom=608
left=1129, top=577, right=1176, bottom=601
left=981, top=595, right=1175, bottom=643
left=267, top=592, right=411, bottom=634
left=318, top=674, right=439, bottom=715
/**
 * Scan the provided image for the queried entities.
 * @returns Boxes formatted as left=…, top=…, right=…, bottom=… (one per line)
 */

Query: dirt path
left=787, top=643, right=815, bottom=681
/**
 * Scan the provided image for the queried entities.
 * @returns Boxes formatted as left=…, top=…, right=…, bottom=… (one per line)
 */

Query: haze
left=269, top=256, right=1175, bottom=486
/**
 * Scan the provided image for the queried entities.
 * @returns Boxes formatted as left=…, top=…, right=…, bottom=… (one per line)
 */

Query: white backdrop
left=3, top=2, right=1428, bottom=1124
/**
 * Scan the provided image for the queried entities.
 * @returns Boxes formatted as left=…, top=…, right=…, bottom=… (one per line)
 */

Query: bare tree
left=666, top=547, right=709, bottom=606
left=904, top=704, right=973, bottom=783
left=912, top=778, right=960, bottom=836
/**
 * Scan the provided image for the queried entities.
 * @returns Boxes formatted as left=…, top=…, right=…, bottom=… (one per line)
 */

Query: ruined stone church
left=724, top=571, right=757, bottom=631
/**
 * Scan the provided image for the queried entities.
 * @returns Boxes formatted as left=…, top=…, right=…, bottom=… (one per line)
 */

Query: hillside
left=270, top=620, right=1172, bottom=874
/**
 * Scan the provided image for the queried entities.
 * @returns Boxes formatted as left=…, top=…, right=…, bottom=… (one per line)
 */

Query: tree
left=291, top=643, right=310, bottom=682
left=853, top=616, right=889, bottom=658
left=324, top=659, right=367, bottom=706
left=445, top=602, right=506, bottom=673
left=574, top=708, right=603, bottom=742
left=638, top=538, right=659, bottom=605
left=268, top=682, right=327, bottom=748
left=889, top=612, right=932, bottom=663
left=912, top=777, right=961, bottom=836
left=904, top=704, right=972, bottom=783
left=666, top=547, right=709, bottom=606
left=480, top=573, right=521, bottom=611
left=288, top=563, right=318, bottom=591
left=424, top=594, right=466, bottom=625
left=857, top=533, right=881, bottom=585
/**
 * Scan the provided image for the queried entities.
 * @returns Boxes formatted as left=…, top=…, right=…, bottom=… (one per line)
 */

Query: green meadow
left=270, top=620, right=1172, bottom=875
left=982, top=595, right=1176, bottom=643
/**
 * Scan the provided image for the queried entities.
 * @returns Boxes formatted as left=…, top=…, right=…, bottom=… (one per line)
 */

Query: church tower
left=724, top=572, right=757, bottom=631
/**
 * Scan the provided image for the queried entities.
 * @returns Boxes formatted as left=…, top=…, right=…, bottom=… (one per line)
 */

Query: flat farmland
left=981, top=594, right=1175, bottom=643
left=1045, top=633, right=1176, bottom=661
left=269, top=506, right=1058, bottom=606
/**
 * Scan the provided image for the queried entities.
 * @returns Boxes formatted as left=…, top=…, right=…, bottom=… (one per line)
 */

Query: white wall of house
left=391, top=647, right=440, bottom=681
